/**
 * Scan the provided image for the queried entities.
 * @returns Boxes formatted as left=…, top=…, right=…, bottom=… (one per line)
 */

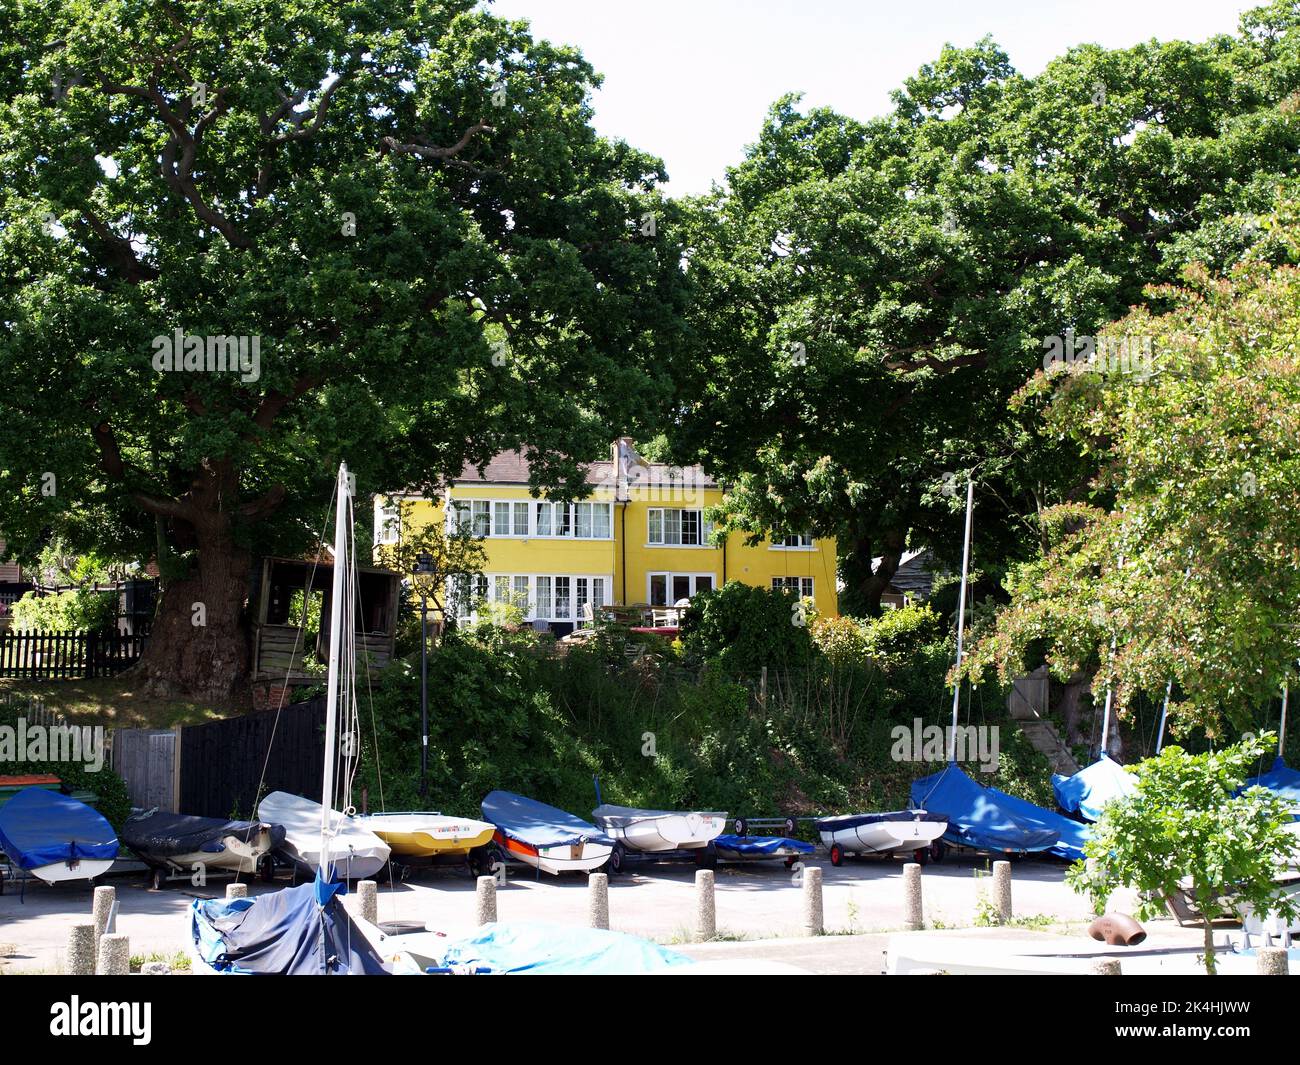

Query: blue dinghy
left=1052, top=753, right=1137, bottom=823
left=712, top=834, right=814, bottom=863
left=482, top=790, right=614, bottom=875
left=910, top=763, right=1064, bottom=856
left=0, top=787, right=118, bottom=883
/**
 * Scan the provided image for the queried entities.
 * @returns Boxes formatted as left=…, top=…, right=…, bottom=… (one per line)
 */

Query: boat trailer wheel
left=829, top=843, right=845, bottom=867
left=608, top=842, right=626, bottom=876
left=928, top=840, right=946, bottom=864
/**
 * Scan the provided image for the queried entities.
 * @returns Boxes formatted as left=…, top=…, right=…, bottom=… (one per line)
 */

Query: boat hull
left=153, top=831, right=278, bottom=875
left=27, top=858, right=116, bottom=884
left=496, top=830, right=613, bottom=875
left=593, top=807, right=726, bottom=853
left=817, top=812, right=947, bottom=856
left=358, top=813, right=495, bottom=858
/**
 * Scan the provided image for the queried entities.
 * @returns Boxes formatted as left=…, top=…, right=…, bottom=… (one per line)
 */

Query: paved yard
left=0, top=852, right=1142, bottom=973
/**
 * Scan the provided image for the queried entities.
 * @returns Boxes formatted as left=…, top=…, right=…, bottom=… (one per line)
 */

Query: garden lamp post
left=415, top=552, right=434, bottom=798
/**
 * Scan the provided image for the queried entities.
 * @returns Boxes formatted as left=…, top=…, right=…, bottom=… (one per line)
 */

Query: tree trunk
left=126, top=507, right=253, bottom=706
left=842, top=528, right=906, bottom=617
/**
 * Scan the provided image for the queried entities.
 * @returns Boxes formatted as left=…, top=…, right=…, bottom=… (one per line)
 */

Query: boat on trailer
left=815, top=810, right=947, bottom=866
left=592, top=804, right=726, bottom=872
left=356, top=811, right=496, bottom=873
left=0, top=787, right=118, bottom=886
left=258, top=791, right=390, bottom=881
left=482, top=790, right=613, bottom=875
left=122, top=809, right=284, bottom=885
left=712, top=833, right=814, bottom=867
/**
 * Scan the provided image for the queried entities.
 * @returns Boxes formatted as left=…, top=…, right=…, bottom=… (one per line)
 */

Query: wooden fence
left=178, top=696, right=326, bottom=820
left=0, top=631, right=146, bottom=679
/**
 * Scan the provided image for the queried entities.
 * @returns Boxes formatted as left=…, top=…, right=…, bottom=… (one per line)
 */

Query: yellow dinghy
left=356, top=812, right=495, bottom=858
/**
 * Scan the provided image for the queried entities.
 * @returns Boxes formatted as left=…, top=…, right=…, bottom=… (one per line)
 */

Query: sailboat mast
left=1155, top=679, right=1173, bottom=754
left=1281, top=684, right=1289, bottom=760
left=319, top=462, right=351, bottom=882
left=947, top=476, right=975, bottom=762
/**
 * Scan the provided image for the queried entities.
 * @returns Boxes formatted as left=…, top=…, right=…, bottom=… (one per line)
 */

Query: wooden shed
left=251, top=555, right=400, bottom=680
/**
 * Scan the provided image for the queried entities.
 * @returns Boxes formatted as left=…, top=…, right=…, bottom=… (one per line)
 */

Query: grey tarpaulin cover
left=122, top=810, right=285, bottom=864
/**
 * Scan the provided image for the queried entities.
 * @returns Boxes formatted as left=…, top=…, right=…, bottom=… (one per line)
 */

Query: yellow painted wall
left=380, top=481, right=839, bottom=620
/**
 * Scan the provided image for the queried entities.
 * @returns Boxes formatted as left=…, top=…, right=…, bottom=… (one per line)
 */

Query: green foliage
left=966, top=199, right=1300, bottom=735
left=0, top=0, right=691, bottom=691
left=355, top=602, right=1034, bottom=822
left=1067, top=733, right=1300, bottom=974
left=668, top=15, right=1300, bottom=613
left=9, top=588, right=117, bottom=633
left=679, top=580, right=815, bottom=676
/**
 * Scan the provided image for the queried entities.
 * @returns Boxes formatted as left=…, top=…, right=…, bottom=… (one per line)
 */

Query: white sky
left=486, top=0, right=1255, bottom=193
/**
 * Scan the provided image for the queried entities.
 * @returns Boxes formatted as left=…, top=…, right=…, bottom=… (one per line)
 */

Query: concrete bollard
left=1257, top=946, right=1290, bottom=975
left=903, top=862, right=923, bottom=930
left=803, top=866, right=824, bottom=935
left=695, top=869, right=717, bottom=942
left=992, top=860, right=1012, bottom=925
left=588, top=873, right=610, bottom=930
left=356, top=880, right=378, bottom=925
left=96, top=933, right=130, bottom=975
left=475, top=876, right=497, bottom=925
left=1091, top=958, right=1122, bottom=975
left=92, top=885, right=116, bottom=941
left=225, top=882, right=248, bottom=900
left=66, top=922, right=96, bottom=975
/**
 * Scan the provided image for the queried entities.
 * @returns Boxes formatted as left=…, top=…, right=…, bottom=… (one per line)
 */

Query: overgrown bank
left=355, top=596, right=1055, bottom=826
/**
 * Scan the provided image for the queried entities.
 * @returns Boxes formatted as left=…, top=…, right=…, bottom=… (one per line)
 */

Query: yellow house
left=375, top=440, right=838, bottom=633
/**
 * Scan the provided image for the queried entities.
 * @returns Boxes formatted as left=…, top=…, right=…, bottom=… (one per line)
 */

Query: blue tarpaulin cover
left=482, top=790, right=613, bottom=848
left=1052, top=754, right=1137, bottom=823
left=985, top=785, right=1091, bottom=861
left=713, top=834, right=814, bottom=857
left=425, top=922, right=695, bottom=974
left=1243, top=757, right=1300, bottom=807
left=0, top=787, right=118, bottom=870
left=190, top=874, right=389, bottom=975
left=910, top=763, right=1070, bottom=856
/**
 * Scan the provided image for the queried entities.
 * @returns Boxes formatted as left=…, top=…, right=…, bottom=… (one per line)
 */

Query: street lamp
left=414, top=552, right=434, bottom=798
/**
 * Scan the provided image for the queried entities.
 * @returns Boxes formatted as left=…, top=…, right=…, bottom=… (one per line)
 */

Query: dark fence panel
left=179, top=696, right=326, bottom=820
left=0, top=631, right=145, bottom=678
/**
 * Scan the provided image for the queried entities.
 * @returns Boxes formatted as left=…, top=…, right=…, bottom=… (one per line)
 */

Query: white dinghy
left=592, top=804, right=726, bottom=871
left=259, top=790, right=390, bottom=881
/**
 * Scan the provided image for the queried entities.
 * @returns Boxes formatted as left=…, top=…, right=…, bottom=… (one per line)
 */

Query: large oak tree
left=0, top=0, right=690, bottom=701
left=670, top=2, right=1300, bottom=614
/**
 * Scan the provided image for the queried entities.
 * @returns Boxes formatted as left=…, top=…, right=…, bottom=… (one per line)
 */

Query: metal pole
left=947, top=476, right=975, bottom=762
left=1281, top=685, right=1289, bottom=760
left=419, top=589, right=428, bottom=797
left=1099, top=637, right=1117, bottom=759
left=1155, top=679, right=1173, bottom=753
left=320, top=463, right=350, bottom=885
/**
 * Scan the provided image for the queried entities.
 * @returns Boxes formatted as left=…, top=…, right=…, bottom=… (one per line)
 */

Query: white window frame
left=481, top=574, right=611, bottom=621
left=647, top=508, right=714, bottom=547
left=771, top=533, right=815, bottom=550
left=646, top=572, right=716, bottom=606
left=375, top=499, right=401, bottom=545
left=771, top=576, right=815, bottom=600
